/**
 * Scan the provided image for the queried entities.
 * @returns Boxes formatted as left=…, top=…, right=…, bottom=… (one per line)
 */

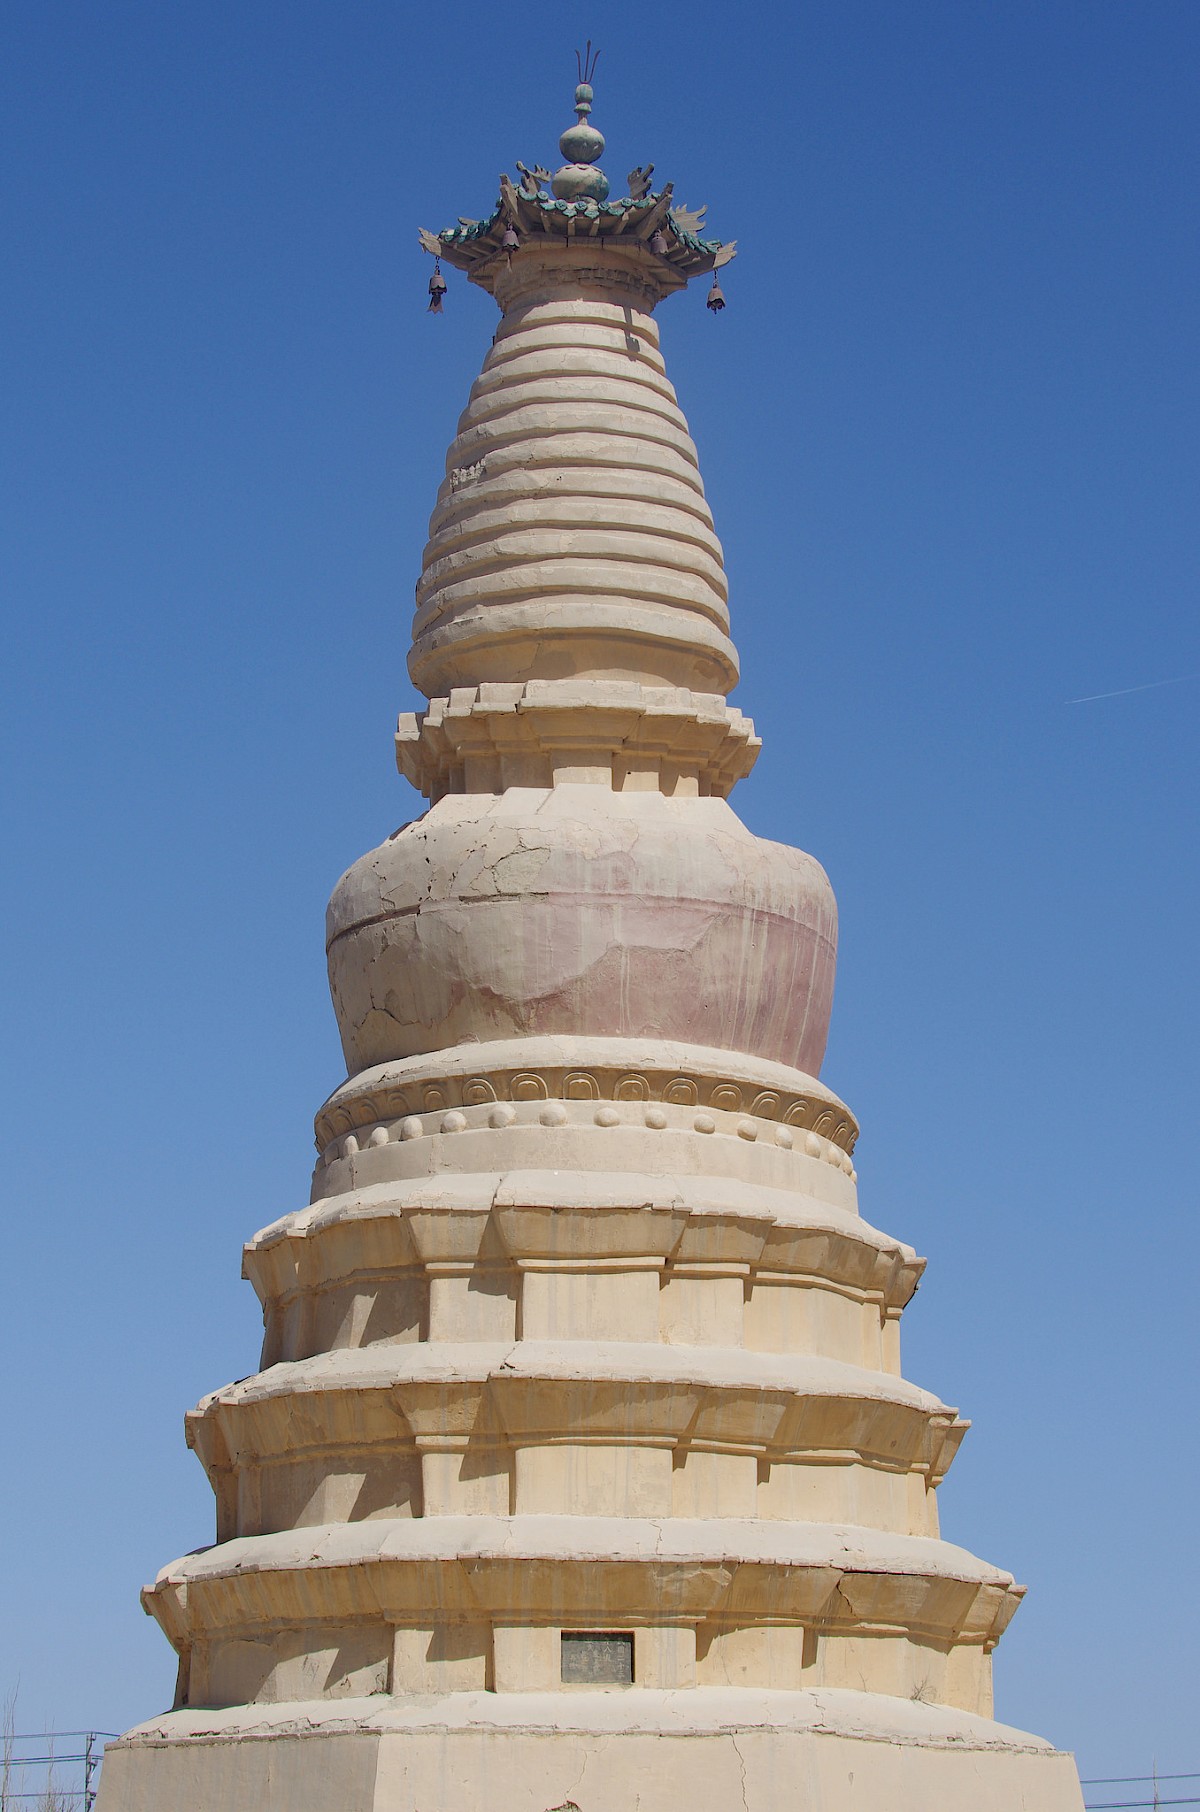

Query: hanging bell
left=649, top=227, right=669, bottom=256
left=501, top=223, right=520, bottom=254
left=706, top=272, right=726, bottom=313
left=427, top=258, right=447, bottom=314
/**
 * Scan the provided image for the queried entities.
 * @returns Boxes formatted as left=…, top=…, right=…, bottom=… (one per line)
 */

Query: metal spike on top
left=552, top=44, right=609, bottom=202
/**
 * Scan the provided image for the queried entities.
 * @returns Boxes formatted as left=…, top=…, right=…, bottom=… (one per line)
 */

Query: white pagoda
left=98, top=72, right=1085, bottom=1812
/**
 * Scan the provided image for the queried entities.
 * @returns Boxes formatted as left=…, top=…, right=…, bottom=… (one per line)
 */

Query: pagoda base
left=97, top=1688, right=1084, bottom=1811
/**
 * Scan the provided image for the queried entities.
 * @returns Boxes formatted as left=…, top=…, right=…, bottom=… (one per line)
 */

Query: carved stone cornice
left=314, top=1038, right=858, bottom=1158
left=396, top=680, right=760, bottom=799
left=144, top=1515, right=1023, bottom=1652
left=187, top=1344, right=964, bottom=1483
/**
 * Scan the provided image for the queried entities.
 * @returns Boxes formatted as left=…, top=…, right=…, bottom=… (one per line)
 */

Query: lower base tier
left=96, top=1687, right=1084, bottom=1812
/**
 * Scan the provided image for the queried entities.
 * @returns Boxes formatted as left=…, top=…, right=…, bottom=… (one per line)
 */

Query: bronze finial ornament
left=417, top=63, right=735, bottom=314
left=574, top=39, right=600, bottom=86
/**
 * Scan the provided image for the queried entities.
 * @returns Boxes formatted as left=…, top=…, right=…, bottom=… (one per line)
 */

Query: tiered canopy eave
left=422, top=176, right=735, bottom=299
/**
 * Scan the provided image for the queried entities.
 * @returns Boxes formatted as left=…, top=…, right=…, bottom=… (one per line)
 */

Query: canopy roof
left=422, top=175, right=734, bottom=294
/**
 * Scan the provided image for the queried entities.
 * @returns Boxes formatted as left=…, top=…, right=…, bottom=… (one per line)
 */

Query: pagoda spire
left=97, top=74, right=1085, bottom=1812
left=407, top=60, right=745, bottom=786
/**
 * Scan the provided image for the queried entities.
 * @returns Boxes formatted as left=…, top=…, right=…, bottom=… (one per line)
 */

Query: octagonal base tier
left=96, top=1688, right=1085, bottom=1812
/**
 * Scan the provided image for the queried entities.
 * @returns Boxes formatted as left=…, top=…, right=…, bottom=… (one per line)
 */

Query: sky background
left=1, top=0, right=1197, bottom=1788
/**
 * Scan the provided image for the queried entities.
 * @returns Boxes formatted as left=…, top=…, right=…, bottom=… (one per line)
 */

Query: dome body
left=327, top=788, right=838, bottom=1075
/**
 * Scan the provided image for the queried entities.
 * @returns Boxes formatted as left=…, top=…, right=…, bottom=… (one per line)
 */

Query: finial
left=575, top=40, right=600, bottom=89
left=422, top=66, right=738, bottom=309
left=552, top=44, right=609, bottom=202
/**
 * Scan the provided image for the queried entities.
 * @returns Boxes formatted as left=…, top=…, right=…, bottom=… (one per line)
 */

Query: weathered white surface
left=103, top=153, right=1084, bottom=1810
left=147, top=1512, right=1021, bottom=1600
left=410, top=293, right=739, bottom=696
left=396, top=681, right=762, bottom=801
left=327, top=789, right=838, bottom=1075
left=98, top=1691, right=1085, bottom=1812
left=107, top=1685, right=1068, bottom=1745
left=194, top=1342, right=951, bottom=1409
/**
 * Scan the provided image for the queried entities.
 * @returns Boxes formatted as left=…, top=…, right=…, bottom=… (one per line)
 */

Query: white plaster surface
left=326, top=789, right=838, bottom=1076
left=102, top=204, right=1085, bottom=1810
left=98, top=1691, right=1084, bottom=1812
left=409, top=291, right=740, bottom=695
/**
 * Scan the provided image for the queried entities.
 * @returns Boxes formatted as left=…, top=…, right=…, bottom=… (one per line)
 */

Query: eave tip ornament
left=418, top=52, right=735, bottom=316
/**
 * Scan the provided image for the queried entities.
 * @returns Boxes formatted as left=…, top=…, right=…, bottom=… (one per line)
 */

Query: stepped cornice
left=144, top=1515, right=1023, bottom=1670
left=246, top=1172, right=919, bottom=1314
left=396, top=682, right=760, bottom=801
left=188, top=1342, right=964, bottom=1467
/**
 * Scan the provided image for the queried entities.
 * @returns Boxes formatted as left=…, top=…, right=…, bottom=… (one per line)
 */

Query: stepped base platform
left=97, top=1688, right=1085, bottom=1812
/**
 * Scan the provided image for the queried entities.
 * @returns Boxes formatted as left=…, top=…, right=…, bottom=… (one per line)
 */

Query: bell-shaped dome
left=327, top=789, right=837, bottom=1077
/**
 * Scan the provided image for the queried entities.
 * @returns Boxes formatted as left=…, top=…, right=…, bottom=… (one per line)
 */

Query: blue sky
left=1, top=0, right=1196, bottom=1781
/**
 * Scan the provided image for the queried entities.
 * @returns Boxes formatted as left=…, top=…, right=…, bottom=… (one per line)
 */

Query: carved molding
left=315, top=1061, right=859, bottom=1159
left=189, top=1361, right=965, bottom=1483
left=396, top=680, right=760, bottom=801
left=146, top=1518, right=1023, bottom=1656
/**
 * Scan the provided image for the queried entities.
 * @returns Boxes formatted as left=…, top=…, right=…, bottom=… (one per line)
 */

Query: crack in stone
left=729, top=1732, right=750, bottom=1812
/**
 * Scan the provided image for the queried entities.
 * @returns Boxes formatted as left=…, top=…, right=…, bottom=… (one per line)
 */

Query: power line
left=1084, top=1779, right=1200, bottom=1787
left=1084, top=1800, right=1200, bottom=1810
left=3, top=1746, right=96, bottom=1761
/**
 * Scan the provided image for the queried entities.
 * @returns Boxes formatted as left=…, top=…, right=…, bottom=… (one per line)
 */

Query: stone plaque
left=560, top=1631, right=634, bottom=1685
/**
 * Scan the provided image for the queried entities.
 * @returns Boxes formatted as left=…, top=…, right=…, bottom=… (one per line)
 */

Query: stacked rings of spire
left=410, top=296, right=740, bottom=696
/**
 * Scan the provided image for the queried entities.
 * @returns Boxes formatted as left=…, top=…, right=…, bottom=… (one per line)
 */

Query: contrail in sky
left=1066, top=672, right=1198, bottom=705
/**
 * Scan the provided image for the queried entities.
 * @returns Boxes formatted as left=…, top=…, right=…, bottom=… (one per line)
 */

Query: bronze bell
left=427, top=260, right=447, bottom=314
left=706, top=273, right=726, bottom=313
left=649, top=228, right=669, bottom=256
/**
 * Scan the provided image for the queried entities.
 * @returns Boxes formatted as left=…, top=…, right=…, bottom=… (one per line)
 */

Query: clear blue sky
left=1, top=0, right=1196, bottom=1781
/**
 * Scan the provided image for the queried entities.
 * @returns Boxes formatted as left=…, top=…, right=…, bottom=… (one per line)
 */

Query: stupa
left=98, top=67, right=1086, bottom=1812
